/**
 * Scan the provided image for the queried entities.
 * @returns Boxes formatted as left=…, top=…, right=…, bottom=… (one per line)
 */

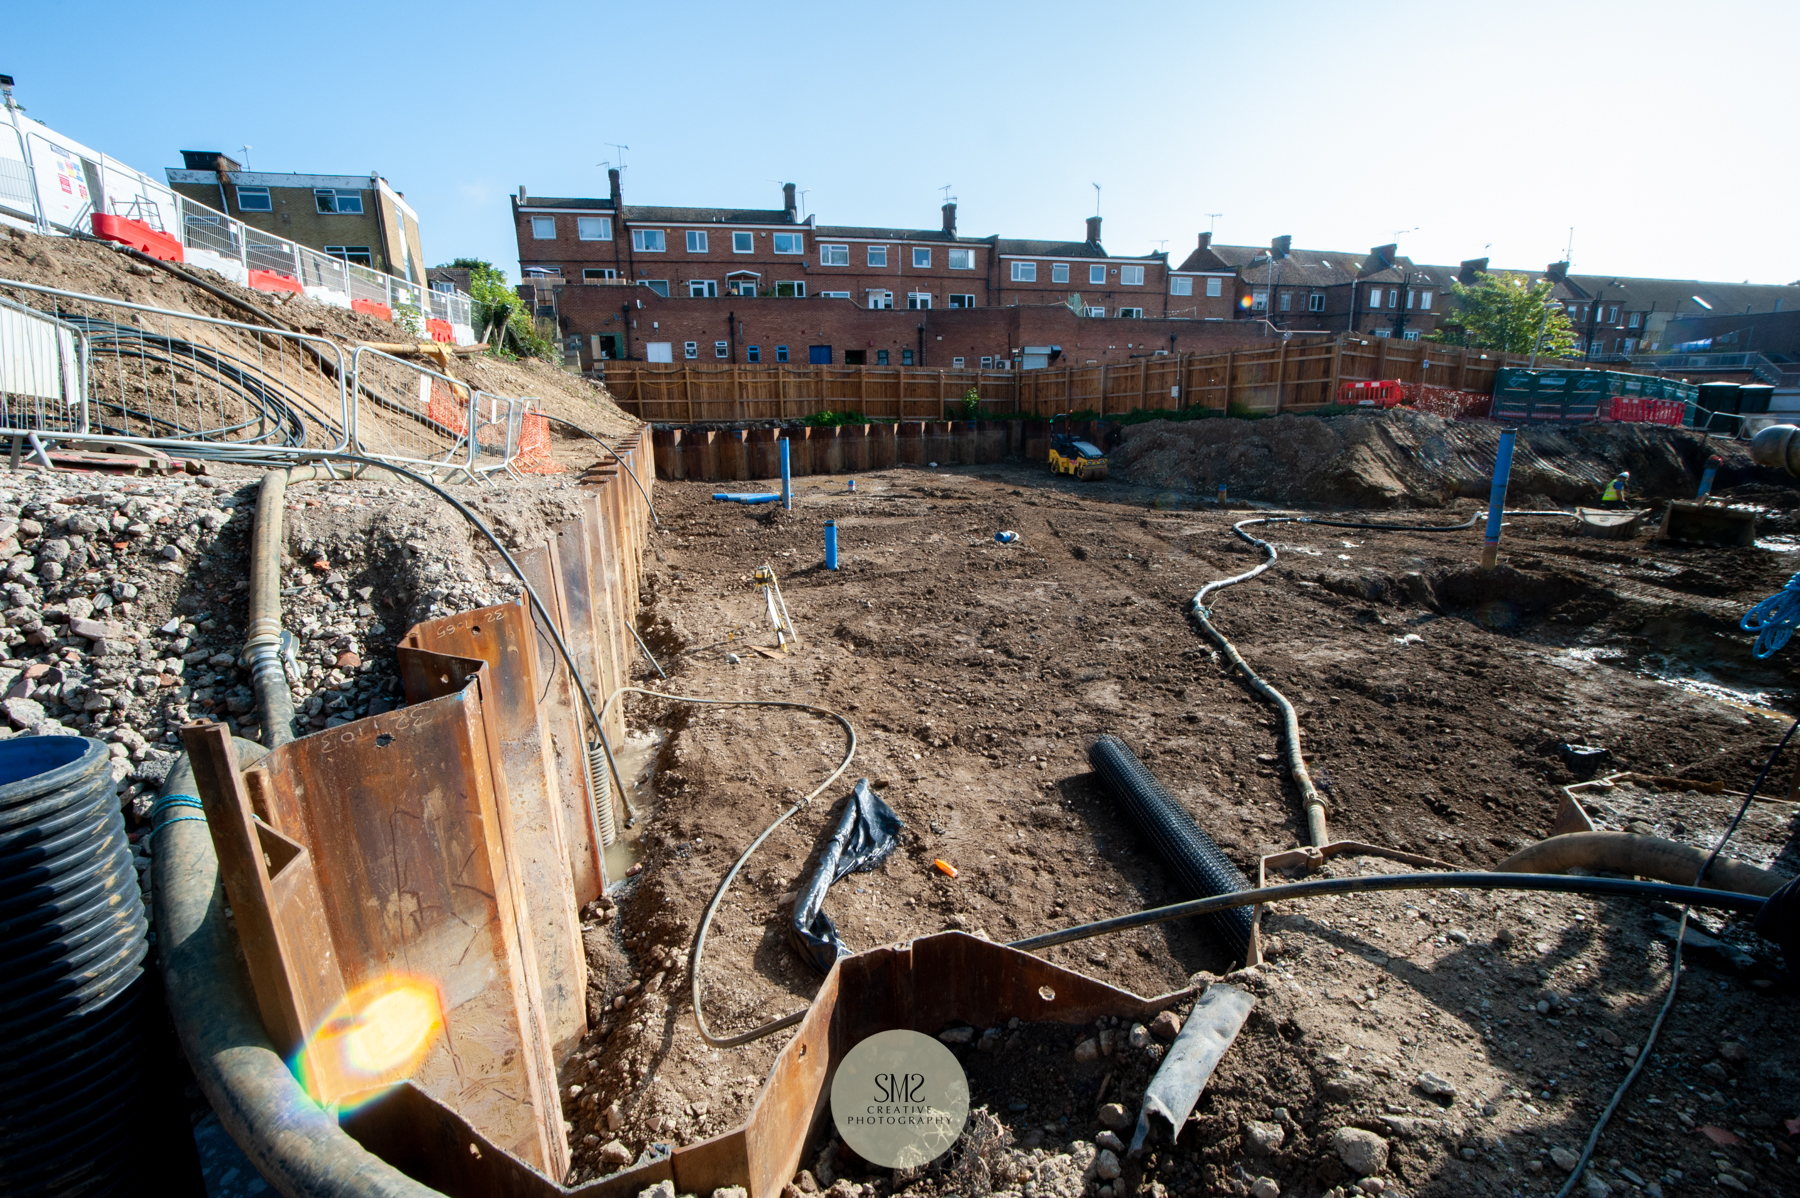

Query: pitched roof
left=996, top=238, right=1163, bottom=262
left=1563, top=273, right=1800, bottom=315
left=623, top=205, right=796, bottom=225
left=517, top=196, right=614, bottom=210
left=812, top=225, right=989, bottom=244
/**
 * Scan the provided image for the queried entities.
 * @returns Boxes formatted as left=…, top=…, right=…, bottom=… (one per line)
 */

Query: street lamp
left=1530, top=300, right=1568, bottom=369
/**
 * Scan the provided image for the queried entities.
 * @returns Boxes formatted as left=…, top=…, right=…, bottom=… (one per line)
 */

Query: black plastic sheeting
left=789, top=779, right=905, bottom=973
left=1088, top=734, right=1255, bottom=961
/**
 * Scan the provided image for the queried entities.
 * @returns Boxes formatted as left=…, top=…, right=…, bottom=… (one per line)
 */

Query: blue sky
left=9, top=1, right=1795, bottom=285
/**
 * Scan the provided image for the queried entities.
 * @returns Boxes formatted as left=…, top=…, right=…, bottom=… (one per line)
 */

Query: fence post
left=1224, top=349, right=1235, bottom=412
left=1139, top=358, right=1150, bottom=412
left=1328, top=339, right=1343, bottom=405
left=683, top=366, right=694, bottom=423
left=938, top=370, right=947, bottom=418
left=732, top=363, right=741, bottom=420
left=1373, top=337, right=1388, bottom=380
left=1456, top=345, right=1470, bottom=391
left=1274, top=339, right=1289, bottom=413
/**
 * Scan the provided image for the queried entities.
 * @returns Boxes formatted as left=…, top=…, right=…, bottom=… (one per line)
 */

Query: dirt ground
left=563, top=459, right=1800, bottom=1198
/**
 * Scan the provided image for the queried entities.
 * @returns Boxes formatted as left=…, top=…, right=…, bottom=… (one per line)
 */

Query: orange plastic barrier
left=1337, top=379, right=1405, bottom=407
left=247, top=269, right=303, bottom=295
left=351, top=298, right=393, bottom=322
left=1609, top=397, right=1684, bottom=427
left=426, top=318, right=454, bottom=344
left=91, top=213, right=184, bottom=263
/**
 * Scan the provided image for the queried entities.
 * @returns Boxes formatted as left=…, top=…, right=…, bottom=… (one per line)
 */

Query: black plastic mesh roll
left=1088, top=733, right=1254, bottom=960
left=0, top=735, right=149, bottom=1197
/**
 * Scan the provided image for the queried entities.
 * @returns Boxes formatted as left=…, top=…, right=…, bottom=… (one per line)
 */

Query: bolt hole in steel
left=1039, top=985, right=1056, bottom=1001
left=438, top=674, right=449, bottom=684
left=376, top=734, right=393, bottom=748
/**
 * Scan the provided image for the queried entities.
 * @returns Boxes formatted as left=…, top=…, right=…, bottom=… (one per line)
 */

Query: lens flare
left=292, top=974, right=444, bottom=1109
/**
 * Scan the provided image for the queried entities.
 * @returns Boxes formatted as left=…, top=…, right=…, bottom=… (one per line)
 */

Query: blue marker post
left=780, top=437, right=792, bottom=510
left=1481, top=427, right=1517, bottom=569
left=824, top=520, right=839, bottom=570
left=1698, top=454, right=1723, bottom=499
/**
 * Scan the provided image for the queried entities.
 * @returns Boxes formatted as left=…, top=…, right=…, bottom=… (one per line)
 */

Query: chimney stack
left=783, top=183, right=797, bottom=222
left=1197, top=232, right=1212, bottom=250
left=1458, top=257, right=1489, bottom=284
left=942, top=201, right=957, bottom=236
left=1271, top=234, right=1292, bottom=259
left=1546, top=260, right=1569, bottom=281
left=1085, top=215, right=1102, bottom=245
left=517, top=186, right=527, bottom=203
left=608, top=168, right=622, bottom=214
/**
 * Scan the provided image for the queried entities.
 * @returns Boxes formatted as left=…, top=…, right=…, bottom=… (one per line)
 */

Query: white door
left=645, top=342, right=673, bottom=363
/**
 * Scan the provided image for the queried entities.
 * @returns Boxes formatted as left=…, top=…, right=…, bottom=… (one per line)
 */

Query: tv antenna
left=1153, top=239, right=1168, bottom=254
left=606, top=143, right=629, bottom=173
left=939, top=183, right=954, bottom=203
left=1565, top=226, right=1575, bottom=264
left=239, top=144, right=252, bottom=170
left=1205, top=213, right=1222, bottom=234
left=799, top=189, right=810, bottom=219
left=1092, top=183, right=1102, bottom=216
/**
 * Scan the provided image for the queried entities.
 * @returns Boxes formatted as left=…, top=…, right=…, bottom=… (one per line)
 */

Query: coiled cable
left=1740, top=572, right=1800, bottom=659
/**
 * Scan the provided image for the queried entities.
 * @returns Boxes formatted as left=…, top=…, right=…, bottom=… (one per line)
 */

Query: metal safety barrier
left=0, top=293, right=88, bottom=437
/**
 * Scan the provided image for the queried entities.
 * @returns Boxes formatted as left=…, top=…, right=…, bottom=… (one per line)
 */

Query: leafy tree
left=1428, top=273, right=1576, bottom=358
left=437, top=258, right=555, bottom=359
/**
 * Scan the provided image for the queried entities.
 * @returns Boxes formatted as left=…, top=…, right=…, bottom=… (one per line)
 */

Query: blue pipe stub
left=712, top=493, right=780, bottom=504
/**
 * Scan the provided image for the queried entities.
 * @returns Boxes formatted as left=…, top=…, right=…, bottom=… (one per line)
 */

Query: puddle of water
left=602, top=727, right=667, bottom=887
left=1557, top=646, right=1795, bottom=720
left=1756, top=536, right=1800, bottom=552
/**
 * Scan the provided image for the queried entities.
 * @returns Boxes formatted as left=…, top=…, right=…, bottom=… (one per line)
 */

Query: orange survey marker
left=933, top=858, right=959, bottom=878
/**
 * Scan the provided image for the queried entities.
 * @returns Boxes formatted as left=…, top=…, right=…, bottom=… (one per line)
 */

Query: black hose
left=541, top=414, right=661, bottom=527
left=1088, top=735, right=1253, bottom=960
left=1007, top=871, right=1767, bottom=953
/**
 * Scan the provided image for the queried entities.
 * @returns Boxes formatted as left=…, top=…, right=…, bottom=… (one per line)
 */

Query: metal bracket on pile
left=1248, top=841, right=1457, bottom=968
left=753, top=563, right=799, bottom=650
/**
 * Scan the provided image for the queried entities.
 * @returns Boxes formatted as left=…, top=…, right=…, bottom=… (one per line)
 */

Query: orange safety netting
left=512, top=410, right=563, bottom=474
left=424, top=379, right=467, bottom=435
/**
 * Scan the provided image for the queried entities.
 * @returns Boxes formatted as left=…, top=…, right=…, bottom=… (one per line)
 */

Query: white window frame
left=732, top=231, right=754, bottom=253
left=949, top=294, right=975, bottom=308
left=582, top=268, right=617, bottom=281
left=1308, top=293, right=1325, bottom=312
left=687, top=279, right=717, bottom=298
left=1120, top=265, right=1145, bottom=286
left=235, top=186, right=271, bottom=212
left=1388, top=289, right=1400, bottom=307
left=1279, top=292, right=1292, bottom=312
left=1117, top=307, right=1144, bottom=319
left=1011, top=261, right=1037, bottom=282
left=325, top=245, right=373, bottom=266
left=1403, top=330, right=1422, bottom=341
left=820, top=243, right=849, bottom=266
left=866, top=290, right=893, bottom=309
left=948, top=248, right=975, bottom=270
left=315, top=188, right=363, bottom=215
left=1418, top=289, right=1433, bottom=311
left=1628, top=312, right=1641, bottom=329
left=686, top=230, right=708, bottom=253
left=530, top=215, right=557, bottom=240
left=980, top=356, right=994, bottom=369
left=1407, top=290, right=1417, bottom=309
left=683, top=341, right=699, bottom=359
left=1252, top=290, right=1268, bottom=311
left=1368, top=289, right=1383, bottom=309
left=907, top=292, right=933, bottom=309
left=1051, top=262, right=1070, bottom=284
left=775, top=280, right=805, bottom=297
left=1170, top=277, right=1193, bottom=296
left=912, top=247, right=931, bottom=268
left=578, top=217, right=612, bottom=241
left=714, top=341, right=729, bottom=359
left=1089, top=264, right=1106, bottom=285
left=773, top=232, right=804, bottom=255
left=1082, top=306, right=1106, bottom=318
left=727, top=273, right=759, bottom=296
left=1206, top=277, right=1223, bottom=297
left=867, top=245, right=888, bottom=267
left=819, top=290, right=851, bottom=299
left=632, top=229, right=666, bottom=252
left=952, top=357, right=966, bottom=368
left=640, top=280, right=669, bottom=297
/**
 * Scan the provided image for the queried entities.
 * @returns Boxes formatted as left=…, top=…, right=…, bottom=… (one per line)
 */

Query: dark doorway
left=843, top=350, right=866, bottom=365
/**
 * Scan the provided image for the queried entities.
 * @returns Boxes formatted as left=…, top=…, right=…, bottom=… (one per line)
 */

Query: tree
left=1428, top=273, right=1576, bottom=359
left=436, top=258, right=555, bottom=359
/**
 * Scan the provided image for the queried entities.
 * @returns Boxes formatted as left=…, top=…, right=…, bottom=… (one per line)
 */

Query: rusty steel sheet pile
left=181, top=433, right=654, bottom=1186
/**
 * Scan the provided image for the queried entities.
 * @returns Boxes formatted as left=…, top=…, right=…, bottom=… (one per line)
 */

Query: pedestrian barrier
left=246, top=269, right=303, bottom=295
left=90, top=212, right=183, bottom=262
left=1608, top=396, right=1684, bottom=427
left=1337, top=378, right=1404, bottom=407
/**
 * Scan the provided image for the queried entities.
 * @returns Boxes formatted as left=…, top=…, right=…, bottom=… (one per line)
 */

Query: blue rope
left=147, top=794, right=205, bottom=843
left=1740, top=572, right=1800, bottom=659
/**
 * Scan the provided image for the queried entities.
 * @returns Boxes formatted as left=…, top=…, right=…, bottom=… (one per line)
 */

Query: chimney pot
left=1086, top=215, right=1102, bottom=245
left=518, top=186, right=527, bottom=202
left=942, top=201, right=957, bottom=236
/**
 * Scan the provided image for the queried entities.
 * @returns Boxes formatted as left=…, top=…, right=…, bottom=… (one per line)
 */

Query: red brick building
left=512, top=172, right=1246, bottom=369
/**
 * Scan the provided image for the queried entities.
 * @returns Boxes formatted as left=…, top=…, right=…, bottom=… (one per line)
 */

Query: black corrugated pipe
left=0, top=735, right=150, bottom=1195
left=1088, top=734, right=1254, bottom=961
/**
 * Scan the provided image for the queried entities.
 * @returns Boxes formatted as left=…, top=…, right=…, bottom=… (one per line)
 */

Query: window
left=683, top=341, right=698, bottom=359
left=582, top=268, right=618, bottom=281
left=315, top=188, right=363, bottom=214
left=844, top=350, right=866, bottom=365
left=1121, top=265, right=1145, bottom=286
left=1118, top=307, right=1144, bottom=319
left=952, top=356, right=966, bottom=367
left=530, top=216, right=557, bottom=240
left=1406, top=291, right=1417, bottom=309
left=1083, top=306, right=1106, bottom=317
left=912, top=247, right=931, bottom=268
left=687, top=280, right=717, bottom=297
left=868, top=245, right=888, bottom=267
left=727, top=274, right=758, bottom=296
left=1308, top=293, right=1325, bottom=312
left=1368, top=289, right=1384, bottom=309
left=876, top=350, right=888, bottom=365
left=325, top=246, right=373, bottom=266
left=1011, top=261, right=1037, bottom=282
left=980, top=356, right=994, bottom=369
left=1252, top=290, right=1268, bottom=311
left=1403, top=330, right=1422, bottom=341
left=1628, top=312, right=1641, bottom=329
left=775, top=345, right=789, bottom=362
left=732, top=231, right=754, bottom=253
left=820, top=243, right=849, bottom=266
left=949, top=294, right=975, bottom=308
left=640, top=280, right=669, bottom=297
left=235, top=186, right=271, bottom=212
left=901, top=348, right=914, bottom=365
left=1089, top=265, right=1106, bottom=285
left=775, top=281, right=805, bottom=297
left=1051, top=263, right=1070, bottom=284
left=524, top=265, right=562, bottom=276
left=646, top=342, right=673, bottom=362
left=820, top=290, right=851, bottom=299
left=1388, top=289, right=1399, bottom=307
left=1279, top=292, right=1292, bottom=312
left=948, top=248, right=974, bottom=270
left=1418, top=289, right=1433, bottom=311
left=1607, top=305, right=1620, bottom=323
left=715, top=341, right=729, bottom=359
left=773, top=233, right=804, bottom=254
left=1206, top=277, right=1223, bottom=297
left=1373, top=328, right=1392, bottom=338
left=632, top=229, right=666, bottom=252
left=747, top=346, right=761, bottom=363
left=1170, top=277, right=1193, bottom=296
left=686, top=230, right=708, bottom=252
left=578, top=217, right=612, bottom=241
left=907, top=292, right=932, bottom=309
left=867, top=290, right=893, bottom=309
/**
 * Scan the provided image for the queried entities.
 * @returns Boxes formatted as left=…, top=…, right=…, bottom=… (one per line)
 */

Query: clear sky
left=9, top=1, right=1795, bottom=286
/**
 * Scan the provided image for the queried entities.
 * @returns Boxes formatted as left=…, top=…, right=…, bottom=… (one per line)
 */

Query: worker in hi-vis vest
left=1601, top=470, right=1630, bottom=508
